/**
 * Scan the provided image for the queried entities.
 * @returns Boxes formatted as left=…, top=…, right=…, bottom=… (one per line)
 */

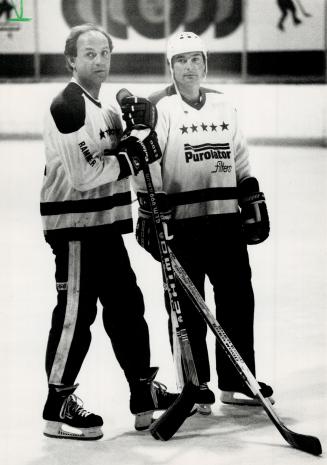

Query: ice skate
left=220, top=381, right=274, bottom=406
left=43, top=384, right=103, bottom=440
left=195, top=383, right=215, bottom=415
left=130, top=367, right=179, bottom=430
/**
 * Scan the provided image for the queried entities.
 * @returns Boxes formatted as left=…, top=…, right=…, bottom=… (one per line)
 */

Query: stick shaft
left=170, top=247, right=322, bottom=455
left=142, top=167, right=198, bottom=385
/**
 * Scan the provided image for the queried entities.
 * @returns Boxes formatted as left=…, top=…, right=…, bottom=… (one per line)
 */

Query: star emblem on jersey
left=106, top=128, right=117, bottom=136
left=179, top=122, right=229, bottom=134
left=179, top=122, right=224, bottom=134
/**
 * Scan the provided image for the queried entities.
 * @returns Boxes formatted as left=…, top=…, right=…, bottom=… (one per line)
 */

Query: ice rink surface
left=1, top=140, right=326, bottom=465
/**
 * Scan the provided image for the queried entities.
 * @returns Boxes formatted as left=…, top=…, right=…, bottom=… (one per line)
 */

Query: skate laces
left=59, top=394, right=92, bottom=420
left=150, top=381, right=169, bottom=408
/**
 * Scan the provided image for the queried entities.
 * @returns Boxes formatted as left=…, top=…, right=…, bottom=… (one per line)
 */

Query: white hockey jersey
left=40, top=80, right=134, bottom=241
left=132, top=85, right=251, bottom=221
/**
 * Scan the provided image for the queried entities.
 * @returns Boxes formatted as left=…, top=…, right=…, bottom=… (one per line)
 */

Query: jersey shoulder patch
left=50, top=82, right=85, bottom=134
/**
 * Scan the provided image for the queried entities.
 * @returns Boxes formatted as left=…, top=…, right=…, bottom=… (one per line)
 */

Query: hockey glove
left=238, top=177, right=270, bottom=245
left=121, top=96, right=158, bottom=130
left=136, top=191, right=173, bottom=262
left=118, top=130, right=161, bottom=176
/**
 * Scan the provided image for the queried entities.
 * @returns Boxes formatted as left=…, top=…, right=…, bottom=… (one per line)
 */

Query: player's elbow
left=69, top=175, right=92, bottom=192
left=73, top=183, right=91, bottom=192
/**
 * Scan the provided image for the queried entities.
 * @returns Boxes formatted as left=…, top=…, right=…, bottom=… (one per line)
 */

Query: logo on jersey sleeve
left=79, top=141, right=96, bottom=167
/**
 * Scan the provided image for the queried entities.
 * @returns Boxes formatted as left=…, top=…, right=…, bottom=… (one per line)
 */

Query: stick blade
left=283, top=428, right=322, bottom=456
left=150, top=382, right=197, bottom=441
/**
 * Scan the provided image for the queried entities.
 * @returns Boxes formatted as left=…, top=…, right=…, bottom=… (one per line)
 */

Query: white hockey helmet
left=166, top=31, right=207, bottom=73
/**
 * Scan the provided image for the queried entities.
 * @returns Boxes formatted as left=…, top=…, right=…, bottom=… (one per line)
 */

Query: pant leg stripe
left=49, top=241, right=81, bottom=384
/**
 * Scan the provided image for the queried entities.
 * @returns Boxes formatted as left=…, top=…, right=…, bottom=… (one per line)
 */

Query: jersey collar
left=171, top=84, right=206, bottom=110
left=70, top=78, right=102, bottom=108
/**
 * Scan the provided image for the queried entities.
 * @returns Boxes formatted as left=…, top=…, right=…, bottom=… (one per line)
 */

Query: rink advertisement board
left=0, top=0, right=325, bottom=78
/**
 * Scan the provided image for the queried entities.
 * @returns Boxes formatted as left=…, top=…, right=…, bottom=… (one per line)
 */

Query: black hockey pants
left=166, top=215, right=256, bottom=390
left=45, top=232, right=150, bottom=387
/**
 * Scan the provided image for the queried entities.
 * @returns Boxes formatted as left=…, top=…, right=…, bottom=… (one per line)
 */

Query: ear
left=67, top=55, right=76, bottom=69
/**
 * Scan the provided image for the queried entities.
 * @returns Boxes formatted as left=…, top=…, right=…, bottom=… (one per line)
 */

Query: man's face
left=172, top=52, right=205, bottom=87
left=70, top=30, right=111, bottom=90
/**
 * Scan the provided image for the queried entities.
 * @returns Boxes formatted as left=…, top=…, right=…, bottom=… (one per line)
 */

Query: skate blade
left=196, top=403, right=212, bottom=415
left=220, top=391, right=275, bottom=406
left=134, top=410, right=154, bottom=431
left=44, top=421, right=103, bottom=440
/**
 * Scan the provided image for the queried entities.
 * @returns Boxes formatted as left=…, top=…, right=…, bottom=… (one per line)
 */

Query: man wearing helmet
left=123, top=32, right=273, bottom=414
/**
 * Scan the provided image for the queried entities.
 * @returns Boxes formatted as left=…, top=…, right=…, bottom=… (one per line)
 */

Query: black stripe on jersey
left=185, top=143, right=230, bottom=152
left=169, top=187, right=238, bottom=206
left=44, top=219, right=133, bottom=242
left=40, top=191, right=132, bottom=216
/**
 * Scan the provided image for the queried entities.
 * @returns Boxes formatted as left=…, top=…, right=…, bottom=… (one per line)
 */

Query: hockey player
left=40, top=24, right=178, bottom=440
left=122, top=32, right=274, bottom=414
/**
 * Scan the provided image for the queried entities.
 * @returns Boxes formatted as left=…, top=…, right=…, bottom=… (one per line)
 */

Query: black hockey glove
left=121, top=96, right=158, bottom=130
left=118, top=130, right=161, bottom=176
left=238, top=177, right=270, bottom=245
left=136, top=191, right=173, bottom=262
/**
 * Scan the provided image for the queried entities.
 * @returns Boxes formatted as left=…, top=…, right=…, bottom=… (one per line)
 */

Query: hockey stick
left=139, top=152, right=199, bottom=441
left=116, top=89, right=199, bottom=440
left=169, top=248, right=322, bottom=456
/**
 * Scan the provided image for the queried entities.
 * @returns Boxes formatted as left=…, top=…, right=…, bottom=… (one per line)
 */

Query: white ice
left=0, top=140, right=326, bottom=465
